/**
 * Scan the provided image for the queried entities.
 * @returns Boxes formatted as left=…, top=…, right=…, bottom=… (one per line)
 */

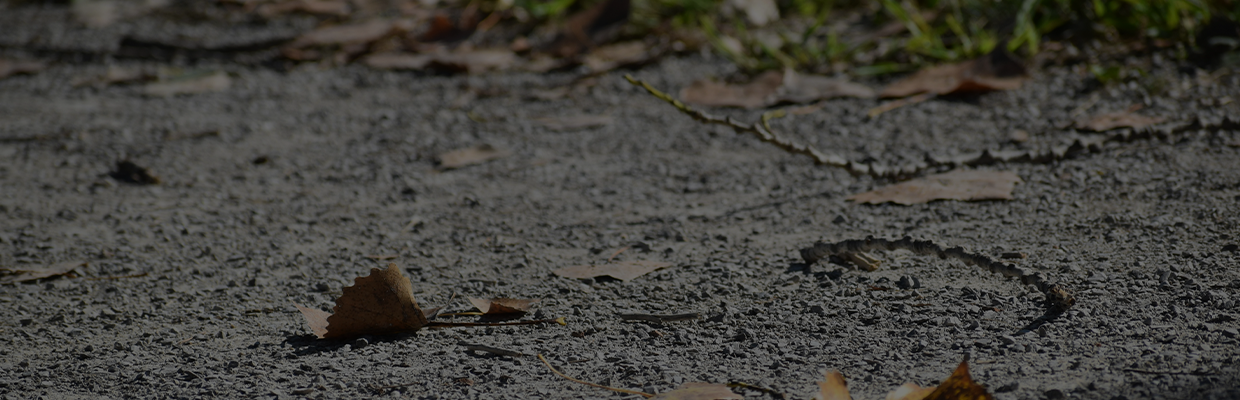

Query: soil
left=2, top=5, right=1240, bottom=400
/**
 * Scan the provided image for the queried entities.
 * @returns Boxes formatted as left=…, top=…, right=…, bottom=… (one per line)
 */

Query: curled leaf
left=816, top=371, right=851, bottom=400
left=921, top=356, right=993, bottom=400
left=295, top=263, right=428, bottom=339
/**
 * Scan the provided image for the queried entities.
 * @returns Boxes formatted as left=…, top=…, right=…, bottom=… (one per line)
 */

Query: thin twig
left=606, top=246, right=630, bottom=263
left=801, top=236, right=1075, bottom=311
left=428, top=317, right=566, bottom=328
left=624, top=74, right=1240, bottom=180
left=85, top=272, right=149, bottom=280
left=537, top=354, right=654, bottom=398
left=458, top=342, right=525, bottom=357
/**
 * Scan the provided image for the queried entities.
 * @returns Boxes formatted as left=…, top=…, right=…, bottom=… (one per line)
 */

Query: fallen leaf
left=917, top=356, right=993, bottom=400
left=288, top=20, right=396, bottom=48
left=553, top=261, right=672, bottom=282
left=293, top=304, right=332, bottom=338
left=651, top=382, right=742, bottom=400
left=256, top=0, right=351, bottom=18
left=72, top=0, right=169, bottom=28
left=110, top=160, right=161, bottom=184
left=682, top=70, right=872, bottom=109
left=364, top=50, right=516, bottom=74
left=848, top=170, right=1021, bottom=205
left=142, top=71, right=231, bottom=97
left=436, top=144, right=509, bottom=169
left=532, top=115, right=613, bottom=131
left=582, top=41, right=655, bottom=73
left=295, top=263, right=428, bottom=339
left=425, top=49, right=516, bottom=74
left=880, top=51, right=1027, bottom=98
left=421, top=13, right=477, bottom=43
left=551, top=0, right=630, bottom=58
left=363, top=53, right=433, bottom=70
left=468, top=298, right=540, bottom=315
left=815, top=371, right=851, bottom=400
left=0, top=261, right=87, bottom=284
left=775, top=69, right=876, bottom=103
left=817, top=356, right=992, bottom=400
left=680, top=71, right=783, bottom=109
left=885, top=383, right=935, bottom=400
left=1075, top=111, right=1165, bottom=132
left=0, top=59, right=47, bottom=80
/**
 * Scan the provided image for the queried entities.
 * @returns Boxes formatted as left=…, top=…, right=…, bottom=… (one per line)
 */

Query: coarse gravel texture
left=2, top=8, right=1240, bottom=400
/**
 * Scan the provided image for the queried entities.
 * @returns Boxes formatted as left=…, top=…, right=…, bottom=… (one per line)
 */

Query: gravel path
left=2, top=15, right=1239, bottom=399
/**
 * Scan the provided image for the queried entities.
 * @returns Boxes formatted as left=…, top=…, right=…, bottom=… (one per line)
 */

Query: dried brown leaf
left=818, top=356, right=992, bottom=400
left=775, top=69, right=876, bottom=103
left=0, top=261, right=86, bottom=284
left=885, top=383, right=935, bottom=400
left=680, top=71, right=783, bottom=109
left=296, top=263, right=428, bottom=339
left=436, top=144, right=508, bottom=169
left=848, top=170, right=1021, bottom=205
left=1075, top=111, right=1165, bottom=132
left=880, top=51, right=1027, bottom=98
left=363, top=53, right=433, bottom=70
left=142, top=71, right=231, bottom=97
left=582, top=41, right=652, bottom=73
left=72, top=0, right=169, bottom=28
left=421, top=13, right=476, bottom=43
left=0, top=59, right=47, bottom=80
left=553, top=261, right=672, bottom=282
left=682, top=70, right=872, bottom=109
left=288, top=20, right=395, bottom=48
left=919, top=357, right=993, bottom=400
left=294, top=304, right=331, bottom=338
left=467, top=298, right=540, bottom=315
left=532, top=115, right=613, bottom=131
left=651, top=382, right=742, bottom=400
left=425, top=50, right=516, bottom=74
left=815, top=371, right=851, bottom=400
left=256, top=0, right=351, bottom=18
left=365, top=50, right=515, bottom=74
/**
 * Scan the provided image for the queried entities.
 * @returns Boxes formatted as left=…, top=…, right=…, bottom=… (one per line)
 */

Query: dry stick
left=606, top=246, right=630, bottom=263
left=623, top=74, right=1240, bottom=180
left=458, top=342, right=525, bottom=357
left=428, top=317, right=566, bottom=328
left=85, top=272, right=149, bottom=280
left=537, top=354, right=654, bottom=398
left=801, top=236, right=1076, bottom=311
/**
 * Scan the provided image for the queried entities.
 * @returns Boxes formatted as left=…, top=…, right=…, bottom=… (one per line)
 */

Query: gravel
left=2, top=9, right=1240, bottom=400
